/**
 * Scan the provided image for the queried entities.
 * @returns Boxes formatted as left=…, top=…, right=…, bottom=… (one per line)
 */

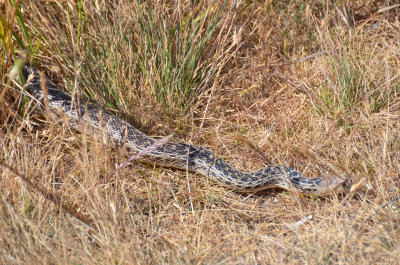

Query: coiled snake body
left=19, top=63, right=345, bottom=196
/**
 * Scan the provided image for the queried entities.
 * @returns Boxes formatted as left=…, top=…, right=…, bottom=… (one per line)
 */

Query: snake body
left=19, top=63, right=344, bottom=196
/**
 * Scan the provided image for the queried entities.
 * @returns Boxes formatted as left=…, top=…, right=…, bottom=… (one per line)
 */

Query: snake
left=15, top=62, right=345, bottom=196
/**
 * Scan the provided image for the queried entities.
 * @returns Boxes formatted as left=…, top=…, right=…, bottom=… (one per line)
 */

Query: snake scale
left=17, top=63, right=345, bottom=196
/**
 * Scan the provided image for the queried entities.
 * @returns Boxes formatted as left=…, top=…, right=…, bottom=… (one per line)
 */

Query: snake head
left=313, top=175, right=348, bottom=196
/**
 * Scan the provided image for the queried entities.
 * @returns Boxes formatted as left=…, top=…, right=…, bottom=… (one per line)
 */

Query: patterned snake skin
left=19, top=63, right=345, bottom=196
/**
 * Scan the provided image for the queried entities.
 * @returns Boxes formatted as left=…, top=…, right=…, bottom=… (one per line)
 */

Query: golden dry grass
left=1, top=0, right=400, bottom=264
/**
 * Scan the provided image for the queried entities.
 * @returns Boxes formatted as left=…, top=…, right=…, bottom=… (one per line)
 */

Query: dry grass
left=1, top=0, right=400, bottom=264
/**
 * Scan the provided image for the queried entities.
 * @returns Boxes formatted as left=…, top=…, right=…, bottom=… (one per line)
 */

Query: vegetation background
left=1, top=0, right=399, bottom=263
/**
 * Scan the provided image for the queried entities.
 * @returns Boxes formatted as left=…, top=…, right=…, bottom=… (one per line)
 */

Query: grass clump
left=315, top=39, right=400, bottom=117
left=6, top=1, right=235, bottom=120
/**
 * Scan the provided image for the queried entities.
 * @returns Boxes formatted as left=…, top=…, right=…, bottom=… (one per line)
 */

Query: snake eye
left=341, top=177, right=353, bottom=190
